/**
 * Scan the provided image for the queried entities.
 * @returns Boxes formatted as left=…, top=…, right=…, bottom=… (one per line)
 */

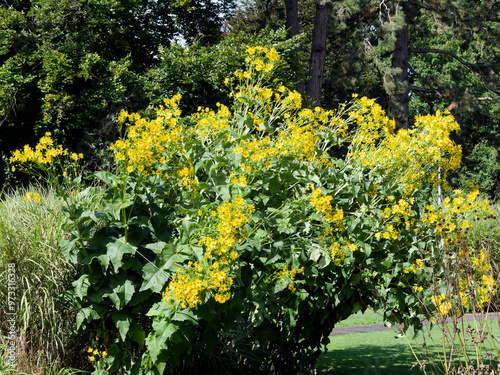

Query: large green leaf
left=107, top=237, right=136, bottom=273
left=111, top=310, right=131, bottom=342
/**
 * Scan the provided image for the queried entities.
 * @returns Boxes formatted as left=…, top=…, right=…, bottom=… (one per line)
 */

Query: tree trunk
left=284, top=0, right=306, bottom=93
left=284, top=0, right=299, bottom=39
left=390, top=24, right=409, bottom=129
left=306, top=0, right=331, bottom=108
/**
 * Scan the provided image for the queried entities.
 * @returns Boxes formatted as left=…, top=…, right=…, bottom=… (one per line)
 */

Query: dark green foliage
left=0, top=0, right=234, bottom=189
left=141, top=29, right=302, bottom=115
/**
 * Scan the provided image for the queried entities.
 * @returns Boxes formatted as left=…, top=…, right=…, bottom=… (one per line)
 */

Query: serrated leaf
left=109, top=278, right=136, bottom=309
left=60, top=238, right=79, bottom=263
left=274, top=280, right=289, bottom=293
left=72, top=274, right=91, bottom=300
left=76, top=305, right=106, bottom=330
left=107, top=237, right=136, bottom=273
left=172, top=309, right=198, bottom=324
left=140, top=262, right=172, bottom=293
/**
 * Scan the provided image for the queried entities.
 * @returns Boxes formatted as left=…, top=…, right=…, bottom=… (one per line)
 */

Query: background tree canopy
left=228, top=0, right=500, bottom=196
left=1, top=0, right=500, bottom=196
left=0, top=0, right=235, bottom=185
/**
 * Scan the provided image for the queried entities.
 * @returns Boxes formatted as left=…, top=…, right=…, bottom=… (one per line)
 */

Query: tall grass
left=0, top=185, right=102, bottom=374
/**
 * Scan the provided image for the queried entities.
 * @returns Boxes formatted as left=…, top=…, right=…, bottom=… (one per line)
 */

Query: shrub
left=9, top=46, right=494, bottom=375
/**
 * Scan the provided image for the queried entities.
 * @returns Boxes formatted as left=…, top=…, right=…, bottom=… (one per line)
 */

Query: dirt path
left=329, top=312, right=499, bottom=336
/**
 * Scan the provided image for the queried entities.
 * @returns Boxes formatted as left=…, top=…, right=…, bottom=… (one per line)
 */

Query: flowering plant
left=10, top=46, right=494, bottom=374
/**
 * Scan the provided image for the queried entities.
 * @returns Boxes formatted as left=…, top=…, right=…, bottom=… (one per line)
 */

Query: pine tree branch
left=476, top=96, right=500, bottom=103
left=409, top=48, right=500, bottom=97
left=408, top=64, right=443, bottom=98
left=409, top=48, right=474, bottom=69
left=411, top=1, right=437, bottom=12
left=412, top=88, right=434, bottom=114
left=358, top=15, right=392, bottom=74
left=408, top=85, right=439, bottom=94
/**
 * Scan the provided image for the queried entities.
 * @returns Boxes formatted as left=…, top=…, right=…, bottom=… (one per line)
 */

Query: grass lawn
left=333, top=308, right=385, bottom=327
left=316, top=314, right=500, bottom=375
left=316, top=328, right=420, bottom=375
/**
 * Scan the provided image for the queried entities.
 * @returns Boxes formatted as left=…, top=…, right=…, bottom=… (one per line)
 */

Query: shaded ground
left=319, top=313, right=500, bottom=375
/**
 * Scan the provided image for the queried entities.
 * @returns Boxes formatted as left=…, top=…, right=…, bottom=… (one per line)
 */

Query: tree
left=306, top=0, right=332, bottom=107
left=252, top=0, right=500, bottom=128
left=141, top=28, right=301, bottom=114
left=331, top=0, right=500, bottom=128
left=0, top=0, right=234, bottom=187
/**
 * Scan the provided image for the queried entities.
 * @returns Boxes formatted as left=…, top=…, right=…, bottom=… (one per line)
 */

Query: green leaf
left=145, top=241, right=168, bottom=255
left=109, top=278, right=136, bottom=309
left=111, top=310, right=131, bottom=341
left=383, top=254, right=394, bottom=269
left=93, top=171, right=119, bottom=187
left=140, top=262, right=171, bottom=293
left=76, top=305, right=106, bottom=330
left=60, top=238, right=79, bottom=263
left=72, top=274, right=91, bottom=300
left=172, top=309, right=198, bottom=324
left=129, top=321, right=146, bottom=348
left=107, top=237, right=136, bottom=273
left=274, top=280, right=289, bottom=293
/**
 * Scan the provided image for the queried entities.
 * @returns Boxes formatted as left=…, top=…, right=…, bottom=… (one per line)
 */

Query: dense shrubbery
left=9, top=47, right=496, bottom=374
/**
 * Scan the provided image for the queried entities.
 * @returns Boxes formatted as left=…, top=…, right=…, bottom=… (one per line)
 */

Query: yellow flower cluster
left=233, top=46, right=280, bottom=94
left=242, top=46, right=280, bottom=73
left=192, top=102, right=232, bottom=141
left=24, top=192, right=41, bottom=203
left=424, top=245, right=497, bottom=321
left=329, top=240, right=359, bottom=266
left=310, top=188, right=344, bottom=230
left=279, top=265, right=304, bottom=293
left=329, top=242, right=346, bottom=266
left=275, top=122, right=317, bottom=162
left=164, top=195, right=254, bottom=308
left=87, top=347, right=107, bottom=363
left=175, top=162, right=199, bottom=190
left=162, top=261, right=234, bottom=309
left=113, top=96, right=184, bottom=172
left=234, top=136, right=278, bottom=165
left=431, top=293, right=452, bottom=318
left=403, top=258, right=425, bottom=274
left=422, top=189, right=492, bottom=233
left=10, top=132, right=83, bottom=168
left=457, top=248, right=498, bottom=309
left=210, top=195, right=254, bottom=258
left=348, top=99, right=462, bottom=196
